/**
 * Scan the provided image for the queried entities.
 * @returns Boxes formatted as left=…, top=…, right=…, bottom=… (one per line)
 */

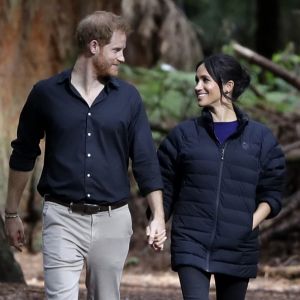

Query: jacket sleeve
left=256, top=129, right=286, bottom=218
left=10, top=85, right=45, bottom=171
left=157, top=128, right=182, bottom=221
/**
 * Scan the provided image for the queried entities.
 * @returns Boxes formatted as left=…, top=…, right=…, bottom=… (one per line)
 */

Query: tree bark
left=255, top=0, right=279, bottom=58
left=0, top=216, right=25, bottom=283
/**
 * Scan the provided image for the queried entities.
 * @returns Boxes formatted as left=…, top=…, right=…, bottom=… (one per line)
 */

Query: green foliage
left=124, top=256, right=140, bottom=268
left=120, top=64, right=199, bottom=125
left=119, top=47, right=300, bottom=138
left=272, top=43, right=300, bottom=74
left=223, top=44, right=300, bottom=113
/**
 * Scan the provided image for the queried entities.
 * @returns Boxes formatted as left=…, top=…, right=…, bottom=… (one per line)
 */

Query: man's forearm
left=146, top=190, right=165, bottom=220
left=5, top=169, right=32, bottom=213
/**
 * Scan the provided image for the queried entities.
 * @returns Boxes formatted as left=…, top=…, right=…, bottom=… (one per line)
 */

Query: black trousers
left=178, top=266, right=249, bottom=300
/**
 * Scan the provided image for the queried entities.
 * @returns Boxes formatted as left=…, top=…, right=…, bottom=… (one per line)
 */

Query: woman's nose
left=195, top=81, right=202, bottom=91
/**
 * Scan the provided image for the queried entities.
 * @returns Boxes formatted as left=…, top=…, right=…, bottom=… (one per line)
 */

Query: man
left=5, top=11, right=166, bottom=300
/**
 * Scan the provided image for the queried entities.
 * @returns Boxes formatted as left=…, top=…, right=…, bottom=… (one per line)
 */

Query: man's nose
left=118, top=51, right=125, bottom=63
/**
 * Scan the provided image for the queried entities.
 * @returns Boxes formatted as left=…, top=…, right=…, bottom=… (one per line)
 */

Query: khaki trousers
left=42, top=201, right=132, bottom=300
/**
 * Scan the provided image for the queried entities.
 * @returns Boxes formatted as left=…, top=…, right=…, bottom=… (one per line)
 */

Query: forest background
left=0, top=0, right=300, bottom=298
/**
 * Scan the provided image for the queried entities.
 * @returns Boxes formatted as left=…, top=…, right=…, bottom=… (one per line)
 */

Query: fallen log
left=232, top=42, right=300, bottom=90
left=260, top=265, right=300, bottom=279
left=260, top=191, right=300, bottom=244
left=282, top=141, right=300, bottom=154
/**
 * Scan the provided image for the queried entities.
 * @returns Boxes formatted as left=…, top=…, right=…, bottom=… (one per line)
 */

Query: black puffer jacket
left=158, top=106, right=285, bottom=278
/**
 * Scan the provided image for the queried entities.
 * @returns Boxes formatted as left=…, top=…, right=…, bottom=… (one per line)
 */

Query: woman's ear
left=224, top=80, right=234, bottom=94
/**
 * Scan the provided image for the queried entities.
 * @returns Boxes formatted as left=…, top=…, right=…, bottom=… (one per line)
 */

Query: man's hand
left=145, top=190, right=167, bottom=251
left=5, top=217, right=25, bottom=252
left=4, top=169, right=32, bottom=252
left=146, top=217, right=167, bottom=251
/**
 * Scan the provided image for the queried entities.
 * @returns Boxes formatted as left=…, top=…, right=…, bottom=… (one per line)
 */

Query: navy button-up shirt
left=10, top=70, right=163, bottom=204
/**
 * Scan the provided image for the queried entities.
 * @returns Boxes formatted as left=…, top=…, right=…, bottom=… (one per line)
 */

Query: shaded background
left=0, top=0, right=300, bottom=294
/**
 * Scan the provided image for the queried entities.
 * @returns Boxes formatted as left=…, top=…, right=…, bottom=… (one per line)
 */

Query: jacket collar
left=199, top=104, right=249, bottom=139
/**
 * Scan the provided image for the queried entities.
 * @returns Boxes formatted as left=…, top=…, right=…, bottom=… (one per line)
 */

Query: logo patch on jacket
left=242, top=141, right=249, bottom=150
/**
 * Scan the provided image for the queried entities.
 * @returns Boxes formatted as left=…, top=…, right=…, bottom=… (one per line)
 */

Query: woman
left=158, top=54, right=285, bottom=300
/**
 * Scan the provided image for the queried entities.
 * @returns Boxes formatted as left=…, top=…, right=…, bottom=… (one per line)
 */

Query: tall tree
left=256, top=0, right=279, bottom=58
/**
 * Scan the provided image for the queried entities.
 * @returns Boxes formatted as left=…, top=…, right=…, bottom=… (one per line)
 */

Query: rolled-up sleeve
left=128, top=90, right=163, bottom=196
left=256, top=129, right=286, bottom=218
left=10, top=85, right=44, bottom=171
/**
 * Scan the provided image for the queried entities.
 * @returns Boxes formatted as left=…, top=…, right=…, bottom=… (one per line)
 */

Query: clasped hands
left=146, top=218, right=167, bottom=251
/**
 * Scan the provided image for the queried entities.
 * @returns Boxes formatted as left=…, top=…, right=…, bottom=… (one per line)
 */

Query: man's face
left=93, top=30, right=126, bottom=78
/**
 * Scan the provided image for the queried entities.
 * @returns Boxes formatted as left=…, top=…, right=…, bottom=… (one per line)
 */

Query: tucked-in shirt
left=10, top=69, right=163, bottom=204
left=214, top=121, right=238, bottom=144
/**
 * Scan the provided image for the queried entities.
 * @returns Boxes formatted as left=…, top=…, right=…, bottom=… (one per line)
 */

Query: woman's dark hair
left=196, top=54, right=251, bottom=101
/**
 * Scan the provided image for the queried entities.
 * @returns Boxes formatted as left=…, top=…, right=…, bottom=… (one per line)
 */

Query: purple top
left=214, top=120, right=238, bottom=144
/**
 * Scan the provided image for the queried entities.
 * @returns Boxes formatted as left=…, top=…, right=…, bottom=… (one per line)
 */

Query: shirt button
left=87, top=132, right=91, bottom=136
left=88, top=112, right=91, bottom=116
left=87, top=173, right=91, bottom=177
left=87, top=153, right=91, bottom=157
left=87, top=194, right=91, bottom=198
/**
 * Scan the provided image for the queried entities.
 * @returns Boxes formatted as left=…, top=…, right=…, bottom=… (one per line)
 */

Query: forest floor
left=0, top=250, right=300, bottom=300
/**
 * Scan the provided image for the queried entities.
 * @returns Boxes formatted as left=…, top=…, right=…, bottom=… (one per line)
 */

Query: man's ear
left=89, top=40, right=99, bottom=55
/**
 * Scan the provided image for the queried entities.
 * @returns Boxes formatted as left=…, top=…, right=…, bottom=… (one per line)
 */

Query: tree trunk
left=0, top=216, right=25, bottom=283
left=255, top=0, right=279, bottom=58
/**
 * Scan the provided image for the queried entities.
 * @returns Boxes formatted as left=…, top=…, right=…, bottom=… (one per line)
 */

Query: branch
left=282, top=141, right=300, bottom=154
left=260, top=191, right=300, bottom=244
left=260, top=265, right=300, bottom=279
left=232, top=42, right=300, bottom=90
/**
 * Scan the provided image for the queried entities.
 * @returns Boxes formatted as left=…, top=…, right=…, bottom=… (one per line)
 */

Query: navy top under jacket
left=158, top=106, right=286, bottom=278
left=10, top=69, right=163, bottom=204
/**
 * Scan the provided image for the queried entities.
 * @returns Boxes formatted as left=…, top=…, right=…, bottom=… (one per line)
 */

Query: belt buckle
left=83, top=203, right=100, bottom=214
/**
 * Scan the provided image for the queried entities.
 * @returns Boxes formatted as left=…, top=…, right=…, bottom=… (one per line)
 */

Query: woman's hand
left=252, top=202, right=271, bottom=230
left=146, top=218, right=167, bottom=251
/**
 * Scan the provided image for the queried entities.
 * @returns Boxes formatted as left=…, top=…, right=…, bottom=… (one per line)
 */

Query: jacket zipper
left=205, top=142, right=227, bottom=272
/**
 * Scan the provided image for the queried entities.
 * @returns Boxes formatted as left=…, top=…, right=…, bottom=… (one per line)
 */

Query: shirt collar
left=56, top=68, right=120, bottom=91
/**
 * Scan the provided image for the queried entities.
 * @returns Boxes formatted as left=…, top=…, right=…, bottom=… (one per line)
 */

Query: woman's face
left=195, top=63, right=222, bottom=109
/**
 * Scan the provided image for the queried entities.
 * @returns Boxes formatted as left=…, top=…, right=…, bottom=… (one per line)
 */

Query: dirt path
left=3, top=251, right=299, bottom=300
left=0, top=282, right=300, bottom=300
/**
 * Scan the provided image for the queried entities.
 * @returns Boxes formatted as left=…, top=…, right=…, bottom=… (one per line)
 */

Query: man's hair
left=75, top=11, right=130, bottom=52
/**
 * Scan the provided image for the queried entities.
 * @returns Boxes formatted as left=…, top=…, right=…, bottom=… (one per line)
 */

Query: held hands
left=146, top=218, right=167, bottom=251
left=4, top=216, right=25, bottom=252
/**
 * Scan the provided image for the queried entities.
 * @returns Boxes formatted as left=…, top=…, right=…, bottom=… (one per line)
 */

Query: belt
left=44, top=195, right=127, bottom=215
